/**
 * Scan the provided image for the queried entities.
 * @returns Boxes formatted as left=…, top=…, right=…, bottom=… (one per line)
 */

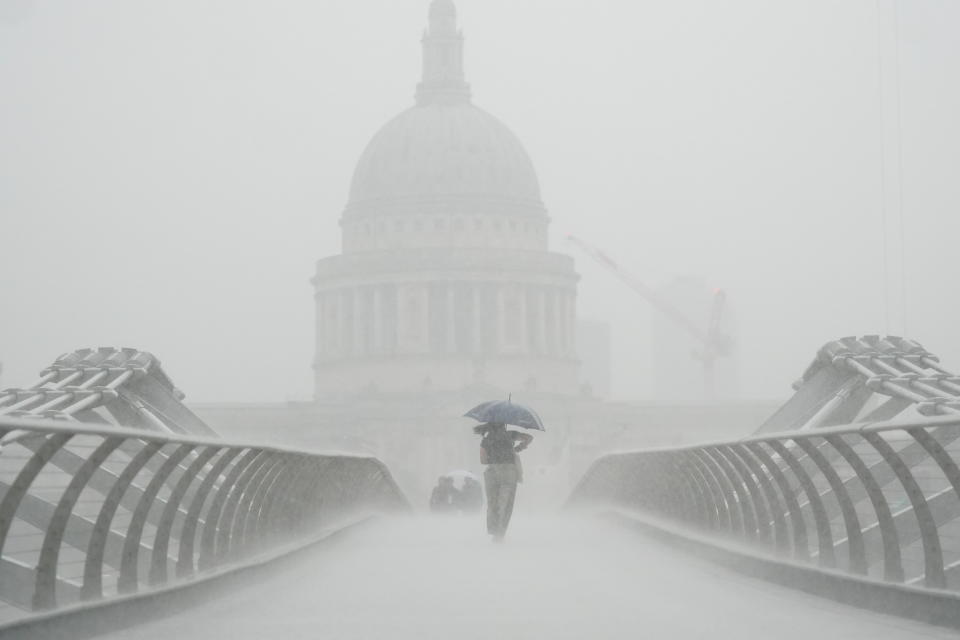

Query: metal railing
left=569, top=414, right=960, bottom=591
left=0, top=415, right=408, bottom=621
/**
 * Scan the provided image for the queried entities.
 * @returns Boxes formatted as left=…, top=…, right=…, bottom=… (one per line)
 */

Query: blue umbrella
left=464, top=399, right=545, bottom=431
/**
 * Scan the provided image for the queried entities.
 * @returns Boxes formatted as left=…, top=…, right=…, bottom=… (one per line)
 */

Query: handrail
left=0, top=415, right=408, bottom=621
left=587, top=413, right=960, bottom=460
left=0, top=415, right=380, bottom=459
left=569, top=414, right=960, bottom=592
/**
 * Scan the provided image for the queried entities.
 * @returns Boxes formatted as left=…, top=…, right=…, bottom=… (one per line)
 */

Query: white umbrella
left=443, top=469, right=479, bottom=488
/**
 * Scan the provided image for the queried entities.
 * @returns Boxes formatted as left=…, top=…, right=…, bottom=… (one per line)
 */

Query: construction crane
left=566, top=234, right=732, bottom=398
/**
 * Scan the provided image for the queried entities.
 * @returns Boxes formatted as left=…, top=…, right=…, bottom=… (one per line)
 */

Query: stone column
left=568, top=289, right=577, bottom=357
left=473, top=284, right=482, bottom=354
left=339, top=289, right=350, bottom=357
left=386, top=284, right=398, bottom=353
left=372, top=286, right=383, bottom=352
left=540, top=288, right=550, bottom=355
left=557, top=289, right=566, bottom=357
left=497, top=286, right=510, bottom=353
left=353, top=286, right=364, bottom=356
left=446, top=282, right=456, bottom=353
left=518, top=286, right=528, bottom=354
left=538, top=287, right=547, bottom=355
left=315, top=291, right=325, bottom=359
left=421, top=285, right=430, bottom=353
left=327, top=292, right=337, bottom=356
left=552, top=287, right=563, bottom=356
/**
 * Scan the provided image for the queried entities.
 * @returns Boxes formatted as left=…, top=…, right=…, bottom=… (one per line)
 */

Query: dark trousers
left=484, top=464, right=519, bottom=537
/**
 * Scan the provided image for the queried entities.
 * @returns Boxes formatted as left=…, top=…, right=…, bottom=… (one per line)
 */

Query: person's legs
left=483, top=467, right=500, bottom=535
left=498, top=478, right=518, bottom=535
left=496, top=465, right=519, bottom=537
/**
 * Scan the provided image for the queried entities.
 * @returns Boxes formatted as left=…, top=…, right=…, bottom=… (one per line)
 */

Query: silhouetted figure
left=458, top=476, right=483, bottom=512
left=475, top=422, right=532, bottom=540
left=429, top=475, right=459, bottom=513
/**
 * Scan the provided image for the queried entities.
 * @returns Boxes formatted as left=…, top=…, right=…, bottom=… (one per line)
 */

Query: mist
left=91, top=516, right=958, bottom=640
left=4, top=3, right=960, bottom=638
left=3, top=0, right=958, bottom=404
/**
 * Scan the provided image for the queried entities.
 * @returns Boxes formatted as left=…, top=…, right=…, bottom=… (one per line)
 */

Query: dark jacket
left=481, top=429, right=525, bottom=464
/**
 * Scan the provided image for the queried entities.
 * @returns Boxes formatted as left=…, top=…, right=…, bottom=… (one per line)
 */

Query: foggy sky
left=1, top=0, right=958, bottom=404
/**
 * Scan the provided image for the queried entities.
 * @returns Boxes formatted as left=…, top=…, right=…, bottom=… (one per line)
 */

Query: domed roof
left=343, top=1, right=546, bottom=218
left=347, top=102, right=543, bottom=209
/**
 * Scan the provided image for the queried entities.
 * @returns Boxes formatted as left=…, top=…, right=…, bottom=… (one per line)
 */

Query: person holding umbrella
left=465, top=398, right=543, bottom=541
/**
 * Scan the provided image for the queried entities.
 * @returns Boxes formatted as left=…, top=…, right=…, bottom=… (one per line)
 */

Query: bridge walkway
left=98, top=515, right=954, bottom=640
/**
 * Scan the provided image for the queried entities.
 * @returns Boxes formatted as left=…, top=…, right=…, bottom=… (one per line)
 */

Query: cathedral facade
left=312, top=0, right=580, bottom=399
left=197, top=1, right=776, bottom=503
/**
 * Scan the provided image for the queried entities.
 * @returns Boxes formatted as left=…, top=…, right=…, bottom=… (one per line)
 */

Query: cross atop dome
left=417, top=0, right=471, bottom=105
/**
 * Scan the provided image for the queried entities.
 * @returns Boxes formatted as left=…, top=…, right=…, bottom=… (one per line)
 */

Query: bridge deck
left=100, top=515, right=953, bottom=640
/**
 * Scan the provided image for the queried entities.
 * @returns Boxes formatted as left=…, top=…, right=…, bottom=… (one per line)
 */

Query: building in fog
left=196, top=1, right=773, bottom=504
left=311, top=0, right=580, bottom=399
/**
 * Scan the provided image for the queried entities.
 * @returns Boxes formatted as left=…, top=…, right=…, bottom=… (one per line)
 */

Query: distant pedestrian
left=458, top=476, right=483, bottom=512
left=475, top=422, right=533, bottom=541
left=429, top=475, right=459, bottom=513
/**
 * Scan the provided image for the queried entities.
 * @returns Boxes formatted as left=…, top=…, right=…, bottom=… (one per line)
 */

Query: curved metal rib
left=33, top=436, right=124, bottom=609
left=215, top=452, right=278, bottom=562
left=118, top=444, right=195, bottom=593
left=679, top=451, right=724, bottom=531
left=728, top=444, right=788, bottom=552
left=692, top=449, right=741, bottom=534
left=0, top=434, right=74, bottom=558
left=715, top=445, right=770, bottom=544
left=148, top=447, right=221, bottom=585
left=823, top=434, right=903, bottom=582
left=176, top=448, right=245, bottom=577
left=197, top=450, right=264, bottom=570
left=0, top=416, right=408, bottom=616
left=863, top=431, right=945, bottom=588
left=81, top=440, right=165, bottom=600
left=745, top=442, right=809, bottom=560
left=792, top=437, right=866, bottom=574
left=232, top=456, right=288, bottom=557
left=241, top=458, right=294, bottom=550
left=765, top=439, right=836, bottom=568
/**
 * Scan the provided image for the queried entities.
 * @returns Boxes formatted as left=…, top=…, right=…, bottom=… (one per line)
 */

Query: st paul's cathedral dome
left=313, top=0, right=579, bottom=397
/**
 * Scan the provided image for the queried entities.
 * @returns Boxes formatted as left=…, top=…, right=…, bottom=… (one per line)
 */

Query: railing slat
left=0, top=411, right=408, bottom=622
left=569, top=416, right=960, bottom=595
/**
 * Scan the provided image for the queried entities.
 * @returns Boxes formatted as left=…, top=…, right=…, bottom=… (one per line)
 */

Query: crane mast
left=566, top=234, right=730, bottom=398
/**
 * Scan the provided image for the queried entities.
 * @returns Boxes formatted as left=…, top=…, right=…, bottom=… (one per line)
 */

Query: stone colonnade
left=315, top=280, right=576, bottom=362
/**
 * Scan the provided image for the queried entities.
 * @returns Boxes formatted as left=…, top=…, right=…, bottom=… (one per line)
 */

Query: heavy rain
left=1, top=1, right=959, bottom=638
